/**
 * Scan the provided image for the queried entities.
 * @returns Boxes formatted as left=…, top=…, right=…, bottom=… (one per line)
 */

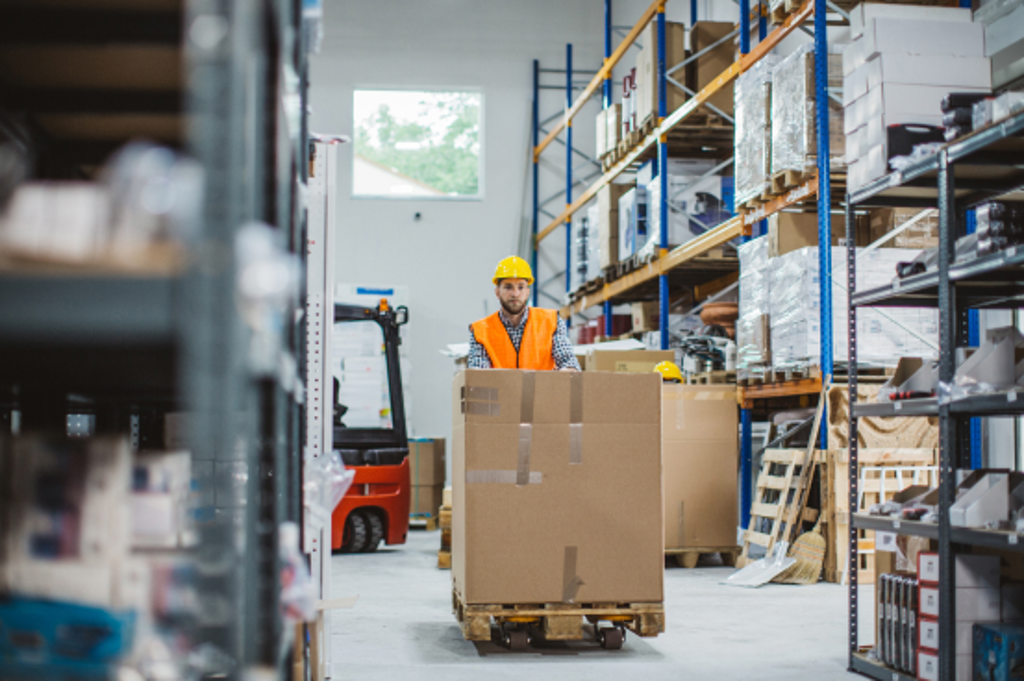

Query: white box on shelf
left=849, top=4, right=972, bottom=39
left=845, top=18, right=984, bottom=76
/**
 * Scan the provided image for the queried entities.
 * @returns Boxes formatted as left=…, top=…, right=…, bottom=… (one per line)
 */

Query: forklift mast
left=332, top=301, right=409, bottom=451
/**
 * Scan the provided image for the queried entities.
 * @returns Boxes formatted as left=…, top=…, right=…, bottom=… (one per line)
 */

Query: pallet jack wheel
left=503, top=629, right=529, bottom=651
left=341, top=512, right=367, bottom=553
left=598, top=627, right=624, bottom=650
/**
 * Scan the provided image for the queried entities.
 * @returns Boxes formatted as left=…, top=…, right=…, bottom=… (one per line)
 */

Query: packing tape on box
left=569, top=372, right=583, bottom=464
left=461, top=386, right=501, bottom=416
left=516, top=424, right=533, bottom=485
left=562, top=545, right=584, bottom=603
left=466, top=469, right=542, bottom=485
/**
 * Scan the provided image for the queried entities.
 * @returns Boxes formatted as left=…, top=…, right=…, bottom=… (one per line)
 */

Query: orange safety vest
left=471, top=308, right=558, bottom=370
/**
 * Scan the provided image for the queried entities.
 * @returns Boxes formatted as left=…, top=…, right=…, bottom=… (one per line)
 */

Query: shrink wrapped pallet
left=736, top=235, right=771, bottom=371
left=770, top=44, right=846, bottom=177
left=733, top=55, right=780, bottom=206
left=769, top=246, right=938, bottom=370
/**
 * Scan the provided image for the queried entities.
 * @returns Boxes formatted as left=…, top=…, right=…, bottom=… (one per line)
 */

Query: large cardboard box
left=452, top=370, right=663, bottom=604
left=410, top=483, right=444, bottom=516
left=585, top=349, right=674, bottom=373
left=597, top=183, right=630, bottom=268
left=409, top=437, right=445, bottom=486
left=767, top=211, right=850, bottom=257
left=662, top=384, right=738, bottom=550
left=631, top=301, right=660, bottom=332
left=635, top=20, right=687, bottom=125
left=687, top=21, right=735, bottom=117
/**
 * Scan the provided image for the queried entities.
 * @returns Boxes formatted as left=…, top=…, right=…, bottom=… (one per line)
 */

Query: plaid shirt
left=468, top=307, right=581, bottom=370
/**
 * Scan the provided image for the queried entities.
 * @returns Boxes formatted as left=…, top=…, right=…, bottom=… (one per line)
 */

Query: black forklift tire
left=363, top=511, right=384, bottom=552
left=341, top=512, right=368, bottom=553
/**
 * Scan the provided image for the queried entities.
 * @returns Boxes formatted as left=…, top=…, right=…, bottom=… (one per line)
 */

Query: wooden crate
left=827, top=383, right=939, bottom=450
left=821, top=447, right=937, bottom=584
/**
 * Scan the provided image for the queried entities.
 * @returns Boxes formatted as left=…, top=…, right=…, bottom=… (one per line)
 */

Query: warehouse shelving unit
left=530, top=0, right=846, bottom=527
left=0, top=1, right=310, bottom=678
left=845, top=108, right=1024, bottom=680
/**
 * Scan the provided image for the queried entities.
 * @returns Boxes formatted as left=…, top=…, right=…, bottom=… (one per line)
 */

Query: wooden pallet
left=770, top=168, right=811, bottom=197
left=739, top=448, right=817, bottom=565
left=685, top=370, right=736, bottom=385
left=438, top=549, right=452, bottom=570
left=738, top=364, right=821, bottom=386
left=452, top=590, right=665, bottom=642
left=410, top=513, right=438, bottom=531
left=822, top=448, right=938, bottom=584
left=666, top=546, right=740, bottom=568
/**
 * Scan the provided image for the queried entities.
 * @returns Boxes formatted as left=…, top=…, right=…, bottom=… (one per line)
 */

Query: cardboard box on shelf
left=662, top=384, right=737, bottom=550
left=584, top=349, right=675, bottom=373
left=766, top=211, right=850, bottom=257
left=452, top=370, right=663, bottom=605
left=843, top=18, right=984, bottom=76
left=868, top=207, right=938, bottom=249
left=848, top=3, right=972, bottom=39
left=843, top=53, right=991, bottom=107
left=635, top=20, right=687, bottom=125
left=598, top=183, right=630, bottom=269
left=410, top=484, right=444, bottom=516
left=687, top=21, right=735, bottom=117
left=409, top=438, right=446, bottom=486
left=631, top=301, right=660, bottom=332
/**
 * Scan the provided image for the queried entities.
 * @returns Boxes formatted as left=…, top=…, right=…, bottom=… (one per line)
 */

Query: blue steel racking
left=530, top=0, right=841, bottom=529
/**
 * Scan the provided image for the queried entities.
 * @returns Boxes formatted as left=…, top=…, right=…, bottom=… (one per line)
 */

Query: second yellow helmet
left=492, top=255, right=534, bottom=284
left=653, top=360, right=683, bottom=383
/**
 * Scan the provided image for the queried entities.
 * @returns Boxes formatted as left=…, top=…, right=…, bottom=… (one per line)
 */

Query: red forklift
left=330, top=300, right=411, bottom=553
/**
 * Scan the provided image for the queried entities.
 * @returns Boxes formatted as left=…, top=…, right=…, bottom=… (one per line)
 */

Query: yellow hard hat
left=653, top=361, right=683, bottom=383
left=493, top=255, right=534, bottom=284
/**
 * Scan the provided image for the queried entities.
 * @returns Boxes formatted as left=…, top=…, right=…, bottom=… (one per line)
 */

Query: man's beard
left=501, top=299, right=526, bottom=316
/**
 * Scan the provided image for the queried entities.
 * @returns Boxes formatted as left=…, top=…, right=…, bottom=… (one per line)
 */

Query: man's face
left=496, top=278, right=530, bottom=316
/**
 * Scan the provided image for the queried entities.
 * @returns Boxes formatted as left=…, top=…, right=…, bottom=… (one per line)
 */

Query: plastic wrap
left=771, top=45, right=846, bottom=177
left=734, top=55, right=780, bottom=206
left=769, top=246, right=939, bottom=370
left=639, top=164, right=734, bottom=258
left=737, top=236, right=771, bottom=370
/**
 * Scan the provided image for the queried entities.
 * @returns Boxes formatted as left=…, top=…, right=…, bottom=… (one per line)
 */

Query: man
left=468, top=255, right=581, bottom=371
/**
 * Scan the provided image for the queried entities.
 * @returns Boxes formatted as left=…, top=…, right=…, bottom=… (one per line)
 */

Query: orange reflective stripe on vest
left=471, top=308, right=558, bottom=370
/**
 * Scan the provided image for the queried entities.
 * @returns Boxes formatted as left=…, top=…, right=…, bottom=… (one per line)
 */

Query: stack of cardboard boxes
left=409, top=438, right=446, bottom=522
left=452, top=370, right=663, bottom=609
left=843, top=5, right=990, bottom=192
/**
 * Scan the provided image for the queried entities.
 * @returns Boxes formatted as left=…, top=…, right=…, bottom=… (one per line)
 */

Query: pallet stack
left=437, top=486, right=452, bottom=569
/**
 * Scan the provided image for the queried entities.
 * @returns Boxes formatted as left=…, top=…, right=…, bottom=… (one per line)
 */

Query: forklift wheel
left=363, top=512, right=384, bottom=552
left=341, top=512, right=368, bottom=553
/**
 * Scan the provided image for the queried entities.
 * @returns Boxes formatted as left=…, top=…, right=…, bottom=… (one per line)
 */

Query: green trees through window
left=353, top=90, right=481, bottom=198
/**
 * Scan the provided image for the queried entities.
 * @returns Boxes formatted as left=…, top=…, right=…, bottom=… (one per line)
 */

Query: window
left=352, top=89, right=482, bottom=199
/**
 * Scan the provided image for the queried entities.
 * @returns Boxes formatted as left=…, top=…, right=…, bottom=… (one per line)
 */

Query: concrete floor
left=328, top=528, right=864, bottom=680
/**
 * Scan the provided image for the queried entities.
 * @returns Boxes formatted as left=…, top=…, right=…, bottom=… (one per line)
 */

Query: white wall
left=309, top=0, right=771, bottom=457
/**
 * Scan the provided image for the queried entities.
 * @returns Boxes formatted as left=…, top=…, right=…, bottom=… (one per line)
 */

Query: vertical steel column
left=740, top=407, right=753, bottom=529
left=565, top=44, right=573, bottom=306
left=739, top=0, right=750, bottom=54
left=657, top=5, right=670, bottom=350
left=936, top=150, right=957, bottom=680
left=604, top=0, right=613, bottom=108
left=814, top=0, right=832, bottom=449
left=965, top=208, right=982, bottom=467
left=604, top=300, right=613, bottom=336
left=844, top=198, right=859, bottom=670
left=691, top=0, right=698, bottom=22
left=532, top=59, right=540, bottom=308
left=758, top=1, right=767, bottom=41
